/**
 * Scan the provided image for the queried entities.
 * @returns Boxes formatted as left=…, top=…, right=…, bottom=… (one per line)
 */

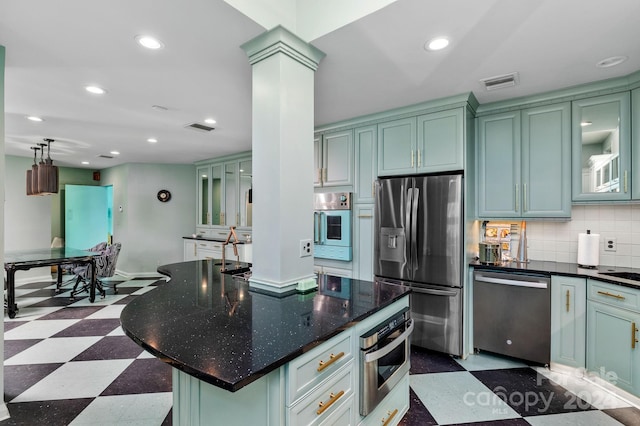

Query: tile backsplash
left=523, top=204, right=640, bottom=268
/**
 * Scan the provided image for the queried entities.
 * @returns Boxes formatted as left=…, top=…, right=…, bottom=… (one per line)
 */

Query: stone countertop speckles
left=120, top=260, right=410, bottom=392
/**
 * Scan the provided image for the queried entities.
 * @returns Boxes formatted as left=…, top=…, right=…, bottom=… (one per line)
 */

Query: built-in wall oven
left=360, top=307, right=413, bottom=416
left=314, top=192, right=352, bottom=261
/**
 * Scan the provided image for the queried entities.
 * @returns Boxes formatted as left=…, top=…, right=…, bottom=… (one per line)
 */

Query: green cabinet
left=632, top=88, right=640, bottom=200
left=550, top=276, right=586, bottom=368
left=353, top=205, right=374, bottom=281
left=587, top=279, right=640, bottom=396
left=477, top=102, right=571, bottom=218
left=354, top=125, right=377, bottom=204
left=314, top=129, right=353, bottom=187
left=572, top=92, right=631, bottom=201
left=377, top=108, right=464, bottom=176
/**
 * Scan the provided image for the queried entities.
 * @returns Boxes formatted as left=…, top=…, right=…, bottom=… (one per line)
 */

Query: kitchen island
left=121, top=259, right=411, bottom=425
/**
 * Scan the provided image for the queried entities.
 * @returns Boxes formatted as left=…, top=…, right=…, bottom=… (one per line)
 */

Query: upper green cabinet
left=314, top=129, right=353, bottom=187
left=377, top=108, right=464, bottom=176
left=196, top=154, right=252, bottom=230
left=477, top=102, right=571, bottom=218
left=632, top=88, right=640, bottom=200
left=354, top=125, right=377, bottom=204
left=572, top=92, right=631, bottom=201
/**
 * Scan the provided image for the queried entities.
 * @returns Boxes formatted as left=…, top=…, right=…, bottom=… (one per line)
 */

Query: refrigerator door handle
left=405, top=186, right=414, bottom=267
left=411, top=187, right=419, bottom=274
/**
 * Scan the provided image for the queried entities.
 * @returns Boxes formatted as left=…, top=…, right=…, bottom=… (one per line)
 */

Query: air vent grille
left=98, top=155, right=114, bottom=159
left=185, top=122, right=216, bottom=132
left=480, top=72, right=520, bottom=91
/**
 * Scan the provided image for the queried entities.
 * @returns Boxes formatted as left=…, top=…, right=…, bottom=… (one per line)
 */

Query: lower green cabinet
left=587, top=279, right=640, bottom=396
left=550, top=276, right=586, bottom=368
left=353, top=205, right=374, bottom=281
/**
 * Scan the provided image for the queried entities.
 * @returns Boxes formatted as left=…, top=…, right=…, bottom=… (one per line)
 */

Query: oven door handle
left=364, top=319, right=414, bottom=363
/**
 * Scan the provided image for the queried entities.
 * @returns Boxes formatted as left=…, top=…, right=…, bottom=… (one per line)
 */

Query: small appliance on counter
left=478, top=242, right=501, bottom=265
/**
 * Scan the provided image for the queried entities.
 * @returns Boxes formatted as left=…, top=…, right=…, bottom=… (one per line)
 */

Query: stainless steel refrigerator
left=374, top=173, right=463, bottom=356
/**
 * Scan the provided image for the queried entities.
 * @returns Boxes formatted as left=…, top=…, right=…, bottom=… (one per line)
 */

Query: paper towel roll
left=577, top=232, right=600, bottom=268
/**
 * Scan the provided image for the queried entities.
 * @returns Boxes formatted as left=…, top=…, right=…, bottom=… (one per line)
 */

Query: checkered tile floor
left=4, top=276, right=640, bottom=425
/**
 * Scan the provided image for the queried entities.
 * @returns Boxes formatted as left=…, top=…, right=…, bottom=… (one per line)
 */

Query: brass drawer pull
left=382, top=408, right=399, bottom=426
left=566, top=290, right=570, bottom=312
left=633, top=322, right=638, bottom=349
left=316, top=390, right=345, bottom=415
left=358, top=215, right=373, bottom=218
left=317, top=351, right=345, bottom=372
left=597, top=290, right=625, bottom=300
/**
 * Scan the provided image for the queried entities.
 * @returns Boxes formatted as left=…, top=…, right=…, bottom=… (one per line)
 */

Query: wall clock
left=157, top=189, right=171, bottom=203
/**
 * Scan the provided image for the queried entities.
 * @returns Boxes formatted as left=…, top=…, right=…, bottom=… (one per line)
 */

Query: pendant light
left=38, top=138, right=59, bottom=194
left=26, top=146, right=40, bottom=196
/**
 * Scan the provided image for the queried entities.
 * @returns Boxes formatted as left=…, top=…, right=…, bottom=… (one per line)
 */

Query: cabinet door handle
left=316, top=390, right=345, bottom=415
left=317, top=351, right=345, bottom=372
left=515, top=184, right=519, bottom=212
left=523, top=183, right=527, bottom=212
left=633, top=322, right=638, bottom=349
left=382, top=408, right=399, bottom=426
left=358, top=214, right=373, bottom=218
left=597, top=290, right=625, bottom=300
left=411, top=150, right=414, bottom=168
left=220, top=212, right=225, bottom=224
left=236, top=213, right=240, bottom=226
left=207, top=212, right=211, bottom=225
left=322, top=168, right=327, bottom=184
left=193, top=244, right=197, bottom=256
left=566, top=289, right=570, bottom=312
left=417, top=149, right=421, bottom=167
left=317, top=169, right=322, bottom=184
left=624, top=171, right=628, bottom=193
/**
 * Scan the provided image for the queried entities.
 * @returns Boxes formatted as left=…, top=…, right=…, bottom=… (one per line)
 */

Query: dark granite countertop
left=120, top=260, right=410, bottom=392
left=469, top=259, right=640, bottom=290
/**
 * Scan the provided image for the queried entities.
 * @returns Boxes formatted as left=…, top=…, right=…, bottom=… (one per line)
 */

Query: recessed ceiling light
left=85, top=85, right=107, bottom=95
left=204, top=118, right=217, bottom=125
left=136, top=35, right=164, bottom=50
left=147, top=138, right=158, bottom=143
left=425, top=37, right=449, bottom=51
left=581, top=121, right=593, bottom=127
left=596, top=56, right=628, bottom=68
left=110, top=151, right=120, bottom=155
left=81, top=161, right=90, bottom=165
left=26, top=115, right=44, bottom=122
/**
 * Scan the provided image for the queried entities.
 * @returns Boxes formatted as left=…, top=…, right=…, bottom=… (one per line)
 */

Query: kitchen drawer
left=359, top=372, right=409, bottom=426
left=319, top=394, right=355, bottom=426
left=588, top=279, right=640, bottom=312
left=288, top=362, right=354, bottom=426
left=287, top=330, right=353, bottom=404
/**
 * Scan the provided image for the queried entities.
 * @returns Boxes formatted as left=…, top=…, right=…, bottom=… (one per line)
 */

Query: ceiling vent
left=185, top=122, right=215, bottom=132
left=98, top=155, right=113, bottom=159
left=480, top=72, right=520, bottom=91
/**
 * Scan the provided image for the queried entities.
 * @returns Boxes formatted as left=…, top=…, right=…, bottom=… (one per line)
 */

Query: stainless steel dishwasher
left=473, top=269, right=551, bottom=365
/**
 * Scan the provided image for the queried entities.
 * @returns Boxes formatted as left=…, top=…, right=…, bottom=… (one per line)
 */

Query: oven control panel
left=314, top=192, right=351, bottom=210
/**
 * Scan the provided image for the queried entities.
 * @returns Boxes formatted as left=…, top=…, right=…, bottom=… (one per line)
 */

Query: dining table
left=4, top=247, right=97, bottom=318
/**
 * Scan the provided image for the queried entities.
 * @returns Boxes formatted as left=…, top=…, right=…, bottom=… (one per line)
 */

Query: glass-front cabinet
left=196, top=153, right=252, bottom=231
left=572, top=92, right=631, bottom=201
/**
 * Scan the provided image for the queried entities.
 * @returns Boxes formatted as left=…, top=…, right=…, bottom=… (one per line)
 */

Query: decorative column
left=241, top=26, right=325, bottom=293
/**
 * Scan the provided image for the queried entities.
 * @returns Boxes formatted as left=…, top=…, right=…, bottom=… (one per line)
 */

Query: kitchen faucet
left=220, top=226, right=240, bottom=272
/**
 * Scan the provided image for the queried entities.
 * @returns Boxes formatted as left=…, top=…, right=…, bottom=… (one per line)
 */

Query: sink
left=600, top=271, right=640, bottom=282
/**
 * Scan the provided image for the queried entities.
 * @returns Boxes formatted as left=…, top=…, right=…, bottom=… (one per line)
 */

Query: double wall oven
left=313, top=192, right=352, bottom=261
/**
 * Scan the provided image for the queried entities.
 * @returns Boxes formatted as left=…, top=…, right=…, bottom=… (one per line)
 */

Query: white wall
left=100, top=163, right=195, bottom=276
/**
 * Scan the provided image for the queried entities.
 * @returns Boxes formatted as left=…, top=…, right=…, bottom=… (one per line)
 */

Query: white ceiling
left=2, top=0, right=639, bottom=169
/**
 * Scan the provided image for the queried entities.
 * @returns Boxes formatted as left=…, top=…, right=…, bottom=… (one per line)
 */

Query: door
left=374, top=177, right=411, bottom=280
left=412, top=174, right=462, bottom=287
left=65, top=184, right=111, bottom=250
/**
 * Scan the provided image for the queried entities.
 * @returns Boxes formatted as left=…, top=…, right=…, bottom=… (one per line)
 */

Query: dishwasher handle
left=474, top=273, right=548, bottom=289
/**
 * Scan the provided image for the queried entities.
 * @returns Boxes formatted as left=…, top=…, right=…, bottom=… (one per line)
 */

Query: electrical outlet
left=604, top=237, right=617, bottom=252
left=299, top=239, right=313, bottom=257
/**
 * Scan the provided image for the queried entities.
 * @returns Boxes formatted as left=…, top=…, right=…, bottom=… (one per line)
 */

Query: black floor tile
left=162, top=408, right=172, bottom=425
left=471, top=368, right=594, bottom=417
left=602, top=406, right=640, bottom=426
left=38, top=306, right=103, bottom=320
left=4, top=339, right=42, bottom=360
left=0, top=398, right=93, bottom=426
left=107, top=286, right=142, bottom=295
left=72, top=336, right=144, bottom=361
left=28, top=297, right=77, bottom=308
left=4, top=322, right=28, bottom=332
left=447, top=419, right=531, bottom=426
left=14, top=281, right=55, bottom=289
left=113, top=295, right=138, bottom=305
left=4, top=363, right=63, bottom=401
left=409, top=345, right=465, bottom=374
left=101, top=358, right=172, bottom=395
left=51, top=318, right=121, bottom=337
left=399, top=388, right=437, bottom=425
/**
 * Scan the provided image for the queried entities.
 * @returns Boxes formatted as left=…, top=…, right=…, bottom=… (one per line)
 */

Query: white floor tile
left=410, top=371, right=520, bottom=424
left=13, top=296, right=50, bottom=308
left=4, top=336, right=102, bottom=365
left=69, top=392, right=172, bottom=426
left=116, top=279, right=160, bottom=288
left=131, top=286, right=157, bottom=295
left=107, top=326, right=126, bottom=336
left=68, top=294, right=129, bottom=307
left=11, top=359, right=134, bottom=402
left=86, top=305, right=125, bottom=319
left=525, top=410, right=625, bottom=426
left=4, top=319, right=80, bottom=340
left=137, top=350, right=156, bottom=359
left=455, top=352, right=529, bottom=371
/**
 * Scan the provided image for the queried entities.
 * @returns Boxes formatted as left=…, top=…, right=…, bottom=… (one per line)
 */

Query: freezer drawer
left=410, top=284, right=462, bottom=356
left=473, top=270, right=551, bottom=364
